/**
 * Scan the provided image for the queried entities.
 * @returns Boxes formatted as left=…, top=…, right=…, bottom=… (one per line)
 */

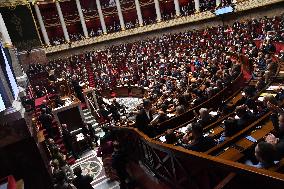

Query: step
left=82, top=109, right=89, bottom=113
left=86, top=120, right=96, bottom=125
left=92, top=123, right=99, bottom=128
left=84, top=115, right=95, bottom=121
left=83, top=111, right=92, bottom=116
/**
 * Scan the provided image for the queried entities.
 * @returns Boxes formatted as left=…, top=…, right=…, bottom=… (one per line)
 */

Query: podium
left=52, top=99, right=84, bottom=132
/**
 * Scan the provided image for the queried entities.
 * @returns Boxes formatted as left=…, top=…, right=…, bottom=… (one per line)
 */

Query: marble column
left=216, top=0, right=221, bottom=7
left=134, top=0, right=143, bottom=26
left=96, top=0, right=107, bottom=34
left=115, top=0, right=125, bottom=30
left=153, top=0, right=162, bottom=22
left=194, top=0, right=200, bottom=12
left=34, top=3, right=50, bottom=45
left=0, top=13, right=12, bottom=47
left=55, top=1, right=70, bottom=42
left=75, top=0, right=88, bottom=38
left=173, top=0, right=181, bottom=16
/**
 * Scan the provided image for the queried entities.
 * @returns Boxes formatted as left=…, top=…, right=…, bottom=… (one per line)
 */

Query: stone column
left=194, top=0, right=200, bottom=12
left=153, top=0, right=162, bottom=22
left=75, top=0, right=88, bottom=38
left=55, top=0, right=70, bottom=42
left=96, top=0, right=107, bottom=34
left=0, top=13, right=12, bottom=47
left=173, top=0, right=181, bottom=16
left=216, top=0, right=221, bottom=7
left=34, top=3, right=50, bottom=46
left=134, top=0, right=143, bottom=26
left=115, top=0, right=125, bottom=30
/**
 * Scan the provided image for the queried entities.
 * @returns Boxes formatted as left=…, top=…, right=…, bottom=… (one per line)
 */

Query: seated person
left=218, top=118, right=238, bottom=143
left=165, top=129, right=178, bottom=144
left=235, top=105, right=254, bottom=129
left=183, top=123, right=216, bottom=152
left=265, top=133, right=284, bottom=159
left=198, top=108, right=214, bottom=127
left=151, top=110, right=169, bottom=125
left=176, top=105, right=186, bottom=116
left=246, top=141, right=277, bottom=169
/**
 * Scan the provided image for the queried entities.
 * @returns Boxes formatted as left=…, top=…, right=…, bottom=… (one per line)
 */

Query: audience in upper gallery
left=199, top=0, right=216, bottom=11
left=69, top=33, right=84, bottom=41
left=51, top=37, right=65, bottom=46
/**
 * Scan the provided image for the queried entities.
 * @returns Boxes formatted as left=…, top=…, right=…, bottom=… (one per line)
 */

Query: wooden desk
left=216, top=121, right=274, bottom=161
left=208, top=126, right=224, bottom=138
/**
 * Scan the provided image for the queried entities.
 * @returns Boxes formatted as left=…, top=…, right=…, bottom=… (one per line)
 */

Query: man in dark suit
left=61, top=124, right=77, bottom=158
left=71, top=75, right=85, bottom=102
left=40, top=100, right=52, bottom=115
left=184, top=123, right=216, bottom=152
left=135, top=99, right=154, bottom=136
left=35, top=85, right=45, bottom=98
left=72, top=166, right=93, bottom=189
left=38, top=108, right=54, bottom=138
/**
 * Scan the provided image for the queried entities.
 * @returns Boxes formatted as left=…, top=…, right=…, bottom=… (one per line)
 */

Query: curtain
left=0, top=43, right=19, bottom=100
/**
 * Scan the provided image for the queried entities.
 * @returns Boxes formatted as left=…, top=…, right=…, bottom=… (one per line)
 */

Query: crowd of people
left=43, top=0, right=236, bottom=46
left=32, top=15, right=284, bottom=129
left=26, top=12, right=284, bottom=188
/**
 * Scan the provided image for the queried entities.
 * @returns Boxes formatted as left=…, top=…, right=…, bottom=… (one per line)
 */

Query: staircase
left=82, top=109, right=105, bottom=138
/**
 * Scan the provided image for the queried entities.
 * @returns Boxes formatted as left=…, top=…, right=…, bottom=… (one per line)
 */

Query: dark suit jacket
left=185, top=136, right=216, bottom=152
left=72, top=175, right=93, bottom=189
left=39, top=113, right=53, bottom=129
left=135, top=109, right=153, bottom=135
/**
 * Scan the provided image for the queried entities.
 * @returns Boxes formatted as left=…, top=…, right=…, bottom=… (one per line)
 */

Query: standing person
left=71, top=75, right=85, bottom=102
left=135, top=99, right=154, bottom=136
left=72, top=166, right=93, bottom=189
left=97, top=138, right=118, bottom=181
left=53, top=170, right=73, bottom=189
left=39, top=108, right=54, bottom=138
left=61, top=124, right=77, bottom=158
left=112, top=142, right=130, bottom=188
left=82, top=123, right=99, bottom=149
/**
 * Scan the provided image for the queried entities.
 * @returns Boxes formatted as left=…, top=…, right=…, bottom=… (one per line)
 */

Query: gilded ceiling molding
left=0, top=0, right=28, bottom=8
